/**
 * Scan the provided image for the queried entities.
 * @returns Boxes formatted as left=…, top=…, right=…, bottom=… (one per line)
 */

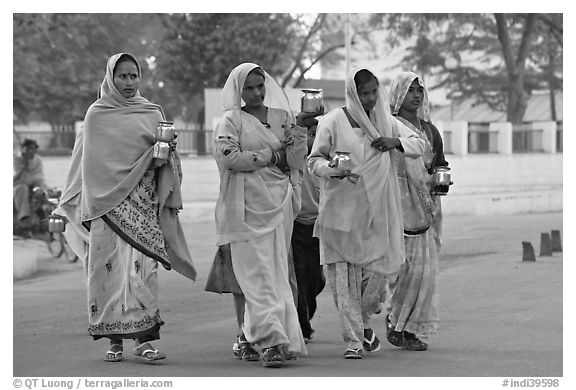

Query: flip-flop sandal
left=133, top=343, right=167, bottom=362
left=104, top=349, right=123, bottom=362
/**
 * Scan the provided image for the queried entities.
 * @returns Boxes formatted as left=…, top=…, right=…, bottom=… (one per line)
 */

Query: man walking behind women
left=308, top=68, right=425, bottom=359
left=55, top=53, right=196, bottom=364
left=213, top=62, right=318, bottom=368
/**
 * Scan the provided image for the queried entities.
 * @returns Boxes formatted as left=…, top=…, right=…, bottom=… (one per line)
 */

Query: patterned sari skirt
left=86, top=170, right=166, bottom=340
left=388, top=225, right=440, bottom=336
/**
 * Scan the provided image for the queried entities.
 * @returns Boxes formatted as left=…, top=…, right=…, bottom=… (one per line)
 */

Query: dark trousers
left=291, top=220, right=326, bottom=339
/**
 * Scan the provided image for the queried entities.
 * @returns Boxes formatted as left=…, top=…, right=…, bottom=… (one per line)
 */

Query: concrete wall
left=443, top=153, right=562, bottom=216
left=42, top=152, right=562, bottom=217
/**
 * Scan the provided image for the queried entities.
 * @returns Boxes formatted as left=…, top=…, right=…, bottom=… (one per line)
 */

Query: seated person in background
left=13, top=139, right=47, bottom=230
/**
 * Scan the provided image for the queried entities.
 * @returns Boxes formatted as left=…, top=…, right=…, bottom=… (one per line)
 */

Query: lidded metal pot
left=432, top=166, right=452, bottom=195
left=301, top=89, right=323, bottom=113
left=48, top=214, right=67, bottom=233
left=156, top=121, right=176, bottom=142
left=330, top=151, right=353, bottom=171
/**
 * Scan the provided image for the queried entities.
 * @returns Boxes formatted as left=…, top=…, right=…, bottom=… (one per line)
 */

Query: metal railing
left=468, top=123, right=497, bottom=153
left=14, top=128, right=214, bottom=156
left=442, top=131, right=453, bottom=154
left=512, top=123, right=544, bottom=153
left=556, top=122, right=563, bottom=153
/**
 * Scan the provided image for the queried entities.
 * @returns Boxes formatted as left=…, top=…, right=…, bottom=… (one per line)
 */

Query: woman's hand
left=371, top=137, right=400, bottom=152
left=296, top=105, right=325, bottom=128
left=152, top=157, right=167, bottom=168
left=273, top=148, right=289, bottom=172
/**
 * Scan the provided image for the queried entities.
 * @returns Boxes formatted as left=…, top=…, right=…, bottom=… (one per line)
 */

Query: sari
left=55, top=53, right=195, bottom=341
left=213, top=62, right=307, bottom=354
left=308, top=67, right=425, bottom=349
left=387, top=71, right=449, bottom=336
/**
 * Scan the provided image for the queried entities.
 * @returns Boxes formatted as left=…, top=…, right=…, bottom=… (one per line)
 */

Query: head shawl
left=61, top=52, right=164, bottom=219
left=97, top=53, right=145, bottom=106
left=220, top=62, right=295, bottom=121
left=345, top=67, right=395, bottom=140
left=388, top=71, right=431, bottom=122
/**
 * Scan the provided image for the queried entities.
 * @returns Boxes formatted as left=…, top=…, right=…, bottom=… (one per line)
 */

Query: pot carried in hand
left=153, top=141, right=171, bottom=161
left=432, top=166, right=453, bottom=195
left=156, top=121, right=176, bottom=142
left=48, top=214, right=67, bottom=233
left=329, top=151, right=353, bottom=171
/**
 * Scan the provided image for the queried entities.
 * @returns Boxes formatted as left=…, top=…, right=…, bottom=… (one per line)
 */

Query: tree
left=370, top=13, right=563, bottom=123
left=13, top=13, right=166, bottom=125
left=283, top=13, right=376, bottom=88
left=157, top=13, right=297, bottom=122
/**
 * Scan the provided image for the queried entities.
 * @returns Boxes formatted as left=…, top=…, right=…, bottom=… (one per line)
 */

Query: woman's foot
left=402, top=332, right=428, bottom=351
left=363, top=328, right=381, bottom=352
left=133, top=342, right=167, bottom=362
left=280, top=345, right=299, bottom=361
left=261, top=345, right=285, bottom=368
left=344, top=348, right=363, bottom=359
left=386, top=316, right=404, bottom=347
left=104, top=343, right=123, bottom=362
left=235, top=335, right=260, bottom=361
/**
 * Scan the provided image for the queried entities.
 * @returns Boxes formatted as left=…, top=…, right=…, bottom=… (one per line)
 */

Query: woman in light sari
left=55, top=53, right=196, bottom=363
left=307, top=68, right=425, bottom=359
left=213, top=63, right=309, bottom=368
left=386, top=71, right=449, bottom=351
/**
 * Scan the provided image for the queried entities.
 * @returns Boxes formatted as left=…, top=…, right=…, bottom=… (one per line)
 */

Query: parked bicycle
left=13, top=186, right=77, bottom=263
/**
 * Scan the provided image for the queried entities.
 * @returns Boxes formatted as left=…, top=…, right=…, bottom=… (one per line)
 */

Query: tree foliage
left=285, top=13, right=374, bottom=87
left=13, top=13, right=166, bottom=125
left=157, top=13, right=297, bottom=121
left=370, top=13, right=563, bottom=123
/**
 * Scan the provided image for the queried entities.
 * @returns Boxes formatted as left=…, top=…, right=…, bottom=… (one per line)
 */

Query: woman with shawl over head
left=307, top=68, right=425, bottom=359
left=54, top=53, right=196, bottom=363
left=213, top=63, right=311, bottom=368
left=386, top=71, right=449, bottom=351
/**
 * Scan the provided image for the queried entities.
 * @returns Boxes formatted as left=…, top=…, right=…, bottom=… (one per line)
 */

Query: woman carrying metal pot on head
left=53, top=53, right=196, bottom=364
left=307, top=67, right=425, bottom=359
left=385, top=71, right=451, bottom=351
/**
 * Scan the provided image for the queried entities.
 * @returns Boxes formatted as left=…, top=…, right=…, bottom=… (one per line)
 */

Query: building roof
left=431, top=91, right=563, bottom=123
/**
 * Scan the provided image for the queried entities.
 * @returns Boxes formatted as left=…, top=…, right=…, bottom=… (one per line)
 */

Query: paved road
left=10, top=156, right=565, bottom=385
left=12, top=210, right=563, bottom=379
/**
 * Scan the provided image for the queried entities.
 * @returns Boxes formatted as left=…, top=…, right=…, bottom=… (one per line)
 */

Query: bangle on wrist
left=271, top=151, right=279, bottom=165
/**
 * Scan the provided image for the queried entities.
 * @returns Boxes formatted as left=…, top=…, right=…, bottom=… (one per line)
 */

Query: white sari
left=213, top=63, right=307, bottom=353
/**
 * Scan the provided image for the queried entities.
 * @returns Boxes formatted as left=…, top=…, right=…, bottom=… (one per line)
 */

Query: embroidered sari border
left=101, top=214, right=172, bottom=270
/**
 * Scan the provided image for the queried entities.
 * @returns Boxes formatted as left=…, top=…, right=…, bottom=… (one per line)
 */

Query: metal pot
left=153, top=141, right=171, bottom=160
left=48, top=214, right=66, bottom=233
left=330, top=151, right=353, bottom=171
left=301, top=89, right=323, bottom=113
left=432, top=166, right=452, bottom=195
left=156, top=121, right=176, bottom=142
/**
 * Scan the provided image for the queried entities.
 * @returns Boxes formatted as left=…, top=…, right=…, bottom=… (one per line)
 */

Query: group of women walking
left=55, top=52, right=449, bottom=368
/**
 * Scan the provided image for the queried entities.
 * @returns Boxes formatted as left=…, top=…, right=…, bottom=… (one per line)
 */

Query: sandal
left=261, top=345, right=285, bottom=368
left=344, top=348, right=363, bottom=359
left=386, top=316, right=404, bottom=347
left=239, top=342, right=260, bottom=361
left=133, top=342, right=167, bottom=362
left=104, top=344, right=123, bottom=362
left=403, top=332, right=428, bottom=351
